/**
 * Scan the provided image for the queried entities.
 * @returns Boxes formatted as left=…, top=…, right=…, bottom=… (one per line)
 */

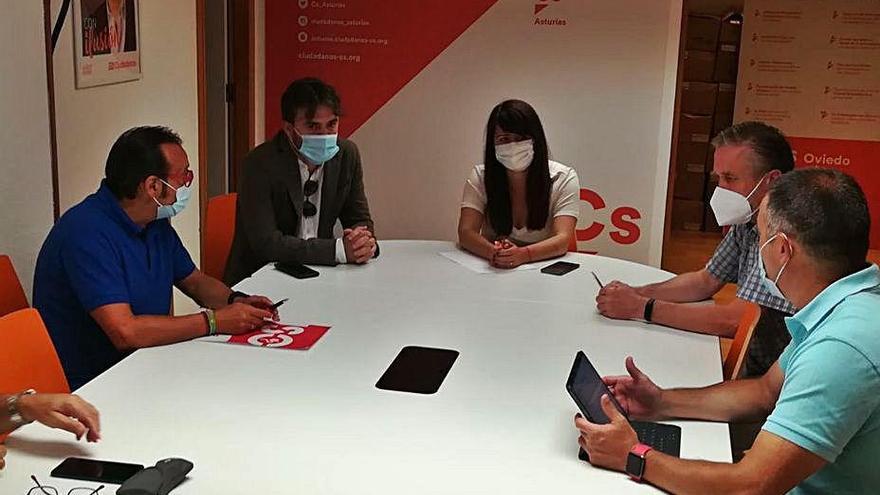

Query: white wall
left=51, top=0, right=201, bottom=313
left=0, top=2, right=56, bottom=300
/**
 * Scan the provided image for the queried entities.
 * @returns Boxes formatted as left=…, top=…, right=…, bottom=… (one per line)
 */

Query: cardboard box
left=714, top=44, right=739, bottom=83
left=674, top=170, right=707, bottom=200
left=715, top=83, right=736, bottom=116
left=703, top=175, right=722, bottom=232
left=704, top=202, right=723, bottom=232
left=676, top=141, right=709, bottom=174
left=705, top=148, right=716, bottom=175
left=679, top=114, right=713, bottom=144
left=680, top=82, right=718, bottom=115
left=719, top=14, right=742, bottom=44
left=704, top=173, right=719, bottom=202
left=686, top=15, right=721, bottom=51
left=683, top=50, right=717, bottom=82
left=672, top=199, right=705, bottom=232
left=713, top=111, right=734, bottom=139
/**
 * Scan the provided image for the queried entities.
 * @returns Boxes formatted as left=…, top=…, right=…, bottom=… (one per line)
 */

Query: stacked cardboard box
left=704, top=174, right=722, bottom=233
left=673, top=114, right=713, bottom=229
left=672, top=12, right=742, bottom=233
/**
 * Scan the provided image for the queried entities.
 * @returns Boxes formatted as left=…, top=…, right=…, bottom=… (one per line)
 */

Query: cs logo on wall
left=576, top=188, right=642, bottom=253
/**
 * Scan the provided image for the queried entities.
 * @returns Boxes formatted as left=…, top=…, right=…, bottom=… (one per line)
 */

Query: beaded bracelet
left=202, top=309, right=218, bottom=336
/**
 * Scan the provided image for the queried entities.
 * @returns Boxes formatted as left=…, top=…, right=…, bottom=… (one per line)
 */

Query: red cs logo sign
left=576, top=188, right=641, bottom=248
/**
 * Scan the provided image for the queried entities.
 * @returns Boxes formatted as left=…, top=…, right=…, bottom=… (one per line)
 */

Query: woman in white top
left=458, top=99, right=580, bottom=269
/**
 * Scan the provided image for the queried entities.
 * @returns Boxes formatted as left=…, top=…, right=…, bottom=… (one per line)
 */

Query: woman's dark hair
left=483, top=99, right=551, bottom=235
left=105, top=126, right=182, bottom=200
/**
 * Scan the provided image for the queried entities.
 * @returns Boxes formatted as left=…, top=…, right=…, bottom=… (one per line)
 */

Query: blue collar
left=786, top=264, right=880, bottom=339
left=96, top=181, right=148, bottom=236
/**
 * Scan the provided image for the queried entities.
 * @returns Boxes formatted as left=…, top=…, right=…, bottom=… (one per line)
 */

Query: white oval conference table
left=2, top=241, right=730, bottom=494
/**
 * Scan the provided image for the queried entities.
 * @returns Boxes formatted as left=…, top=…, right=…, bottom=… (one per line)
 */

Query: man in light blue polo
left=574, top=168, right=879, bottom=494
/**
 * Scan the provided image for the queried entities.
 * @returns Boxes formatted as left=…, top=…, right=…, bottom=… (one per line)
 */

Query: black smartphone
left=51, top=457, right=144, bottom=485
left=275, top=262, right=319, bottom=279
left=541, top=261, right=580, bottom=276
left=376, top=346, right=459, bottom=394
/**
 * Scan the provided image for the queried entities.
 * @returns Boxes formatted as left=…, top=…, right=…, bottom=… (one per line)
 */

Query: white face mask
left=495, top=139, right=534, bottom=172
left=757, top=233, right=790, bottom=300
left=709, top=174, right=768, bottom=226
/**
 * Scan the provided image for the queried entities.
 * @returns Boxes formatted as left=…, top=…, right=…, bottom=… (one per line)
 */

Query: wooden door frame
left=228, top=0, right=256, bottom=194
left=197, top=0, right=208, bottom=264
left=660, top=1, right=689, bottom=270
left=42, top=0, right=61, bottom=221
left=198, top=0, right=256, bottom=264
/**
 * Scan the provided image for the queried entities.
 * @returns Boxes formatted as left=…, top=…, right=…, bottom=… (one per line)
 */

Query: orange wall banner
left=265, top=1, right=499, bottom=139
left=736, top=1, right=880, bottom=247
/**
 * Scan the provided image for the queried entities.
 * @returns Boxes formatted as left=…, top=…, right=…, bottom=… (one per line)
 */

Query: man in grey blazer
left=224, top=78, right=377, bottom=286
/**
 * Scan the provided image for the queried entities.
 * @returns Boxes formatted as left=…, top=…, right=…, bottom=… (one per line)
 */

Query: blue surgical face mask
left=757, top=233, right=790, bottom=300
left=153, top=179, right=191, bottom=219
left=296, top=132, right=340, bottom=166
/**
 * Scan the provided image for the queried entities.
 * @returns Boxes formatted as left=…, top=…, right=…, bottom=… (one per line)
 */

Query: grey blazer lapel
left=318, top=153, right=342, bottom=235
left=275, top=132, right=305, bottom=214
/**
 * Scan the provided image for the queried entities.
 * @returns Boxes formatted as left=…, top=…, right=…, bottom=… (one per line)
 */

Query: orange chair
left=0, top=254, right=29, bottom=317
left=204, top=193, right=238, bottom=280
left=0, top=308, right=70, bottom=394
left=723, top=302, right=762, bottom=380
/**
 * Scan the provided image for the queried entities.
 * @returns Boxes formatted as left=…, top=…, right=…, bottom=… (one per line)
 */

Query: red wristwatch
left=625, top=443, right=653, bottom=482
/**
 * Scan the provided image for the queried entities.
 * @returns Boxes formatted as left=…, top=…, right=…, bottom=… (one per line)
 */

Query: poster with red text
left=264, top=0, right=684, bottom=265
left=73, top=0, right=141, bottom=88
left=736, top=0, right=880, bottom=247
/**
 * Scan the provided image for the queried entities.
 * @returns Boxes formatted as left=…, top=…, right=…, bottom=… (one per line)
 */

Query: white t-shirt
left=460, top=160, right=580, bottom=245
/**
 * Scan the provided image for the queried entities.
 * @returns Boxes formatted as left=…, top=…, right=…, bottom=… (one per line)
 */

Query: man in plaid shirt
left=596, top=122, right=795, bottom=377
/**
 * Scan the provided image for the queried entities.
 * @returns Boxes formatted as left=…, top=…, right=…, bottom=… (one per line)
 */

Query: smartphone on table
left=275, top=262, right=319, bottom=279
left=540, top=261, right=580, bottom=276
left=51, top=457, right=144, bottom=485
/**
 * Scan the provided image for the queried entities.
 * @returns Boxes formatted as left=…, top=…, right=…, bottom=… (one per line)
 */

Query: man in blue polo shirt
left=574, top=168, right=879, bottom=493
left=34, top=126, right=276, bottom=389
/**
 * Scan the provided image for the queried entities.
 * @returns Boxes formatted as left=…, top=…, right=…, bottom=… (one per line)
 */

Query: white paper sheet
left=438, top=250, right=541, bottom=274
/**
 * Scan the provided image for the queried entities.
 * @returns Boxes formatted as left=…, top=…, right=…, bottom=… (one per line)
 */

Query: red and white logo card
left=225, top=322, right=330, bottom=351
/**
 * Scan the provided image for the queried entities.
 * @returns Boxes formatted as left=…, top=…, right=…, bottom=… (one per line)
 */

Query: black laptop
left=566, top=351, right=681, bottom=458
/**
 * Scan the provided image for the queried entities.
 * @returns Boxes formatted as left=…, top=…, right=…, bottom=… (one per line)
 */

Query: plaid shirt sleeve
left=705, top=227, right=741, bottom=283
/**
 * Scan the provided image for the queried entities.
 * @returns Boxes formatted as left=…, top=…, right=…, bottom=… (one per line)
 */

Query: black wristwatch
left=227, top=291, right=250, bottom=305
left=643, top=298, right=656, bottom=322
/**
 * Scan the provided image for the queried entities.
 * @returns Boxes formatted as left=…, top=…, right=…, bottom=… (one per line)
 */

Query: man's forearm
left=0, top=394, right=16, bottom=433
left=650, top=300, right=742, bottom=338
left=639, top=271, right=719, bottom=303
left=181, top=272, right=232, bottom=309
left=658, top=378, right=775, bottom=423
left=642, top=450, right=756, bottom=495
left=116, top=313, right=208, bottom=350
left=641, top=431, right=824, bottom=495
